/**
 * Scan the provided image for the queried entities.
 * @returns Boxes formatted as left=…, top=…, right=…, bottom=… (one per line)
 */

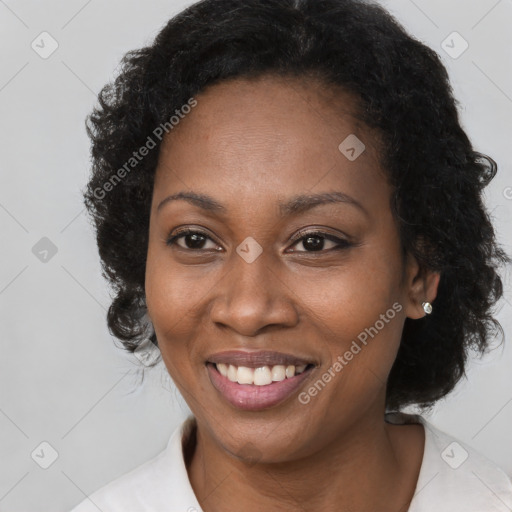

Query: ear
left=402, top=252, right=441, bottom=320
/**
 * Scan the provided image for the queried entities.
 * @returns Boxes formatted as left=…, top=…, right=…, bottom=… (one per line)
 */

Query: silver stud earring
left=422, top=301, right=433, bottom=315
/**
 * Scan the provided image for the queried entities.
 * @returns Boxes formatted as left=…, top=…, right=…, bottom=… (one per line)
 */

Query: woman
left=70, top=0, right=512, bottom=510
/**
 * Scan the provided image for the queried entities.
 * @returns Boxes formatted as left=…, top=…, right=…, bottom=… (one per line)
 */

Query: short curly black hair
left=83, top=0, right=510, bottom=410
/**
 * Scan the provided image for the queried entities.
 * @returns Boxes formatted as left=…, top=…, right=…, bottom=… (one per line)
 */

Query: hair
left=83, top=0, right=510, bottom=410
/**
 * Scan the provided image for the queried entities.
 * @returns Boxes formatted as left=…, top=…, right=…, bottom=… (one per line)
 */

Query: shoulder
left=406, top=414, right=512, bottom=512
left=68, top=417, right=201, bottom=512
left=68, top=446, right=171, bottom=512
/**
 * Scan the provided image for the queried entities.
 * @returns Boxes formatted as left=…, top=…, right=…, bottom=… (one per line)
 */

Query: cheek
left=302, top=249, right=403, bottom=333
left=144, top=248, right=201, bottom=368
left=145, top=264, right=202, bottom=393
left=145, top=241, right=210, bottom=327
left=301, top=242, right=405, bottom=385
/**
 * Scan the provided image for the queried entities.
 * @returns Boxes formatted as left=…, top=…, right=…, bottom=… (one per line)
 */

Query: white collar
left=74, top=413, right=512, bottom=511
left=169, top=412, right=512, bottom=511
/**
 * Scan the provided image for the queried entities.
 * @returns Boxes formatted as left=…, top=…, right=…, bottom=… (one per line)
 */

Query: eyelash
left=165, top=228, right=352, bottom=253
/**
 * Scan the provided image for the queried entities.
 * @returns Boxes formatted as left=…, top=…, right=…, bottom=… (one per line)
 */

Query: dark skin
left=145, top=75, right=440, bottom=512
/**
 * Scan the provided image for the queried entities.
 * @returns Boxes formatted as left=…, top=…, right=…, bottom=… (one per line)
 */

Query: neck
left=186, top=408, right=423, bottom=512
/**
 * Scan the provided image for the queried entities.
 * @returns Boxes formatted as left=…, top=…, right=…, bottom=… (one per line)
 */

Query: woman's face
left=145, top=76, right=433, bottom=463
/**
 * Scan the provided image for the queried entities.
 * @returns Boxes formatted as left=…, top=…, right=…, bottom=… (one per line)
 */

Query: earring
left=422, top=301, right=433, bottom=315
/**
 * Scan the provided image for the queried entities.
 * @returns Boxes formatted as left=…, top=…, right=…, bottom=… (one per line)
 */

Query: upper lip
left=207, top=350, right=315, bottom=368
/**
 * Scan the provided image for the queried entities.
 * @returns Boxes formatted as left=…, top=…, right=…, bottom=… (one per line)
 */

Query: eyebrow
left=156, top=190, right=368, bottom=217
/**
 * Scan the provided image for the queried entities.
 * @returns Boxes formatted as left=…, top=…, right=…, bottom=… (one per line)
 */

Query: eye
left=166, top=228, right=352, bottom=253
left=287, top=230, right=352, bottom=253
left=166, top=228, right=220, bottom=251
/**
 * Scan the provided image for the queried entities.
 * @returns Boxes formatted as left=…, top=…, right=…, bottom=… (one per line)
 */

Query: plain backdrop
left=0, top=0, right=511, bottom=510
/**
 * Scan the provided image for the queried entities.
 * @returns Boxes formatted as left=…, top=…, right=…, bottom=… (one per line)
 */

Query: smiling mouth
left=209, top=361, right=313, bottom=385
left=206, top=349, right=316, bottom=385
left=205, top=350, right=317, bottom=411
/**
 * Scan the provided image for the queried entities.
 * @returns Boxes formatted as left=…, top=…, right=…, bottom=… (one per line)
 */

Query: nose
left=209, top=253, right=299, bottom=337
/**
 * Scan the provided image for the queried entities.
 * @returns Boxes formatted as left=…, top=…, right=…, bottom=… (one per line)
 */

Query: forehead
left=153, top=75, right=388, bottom=214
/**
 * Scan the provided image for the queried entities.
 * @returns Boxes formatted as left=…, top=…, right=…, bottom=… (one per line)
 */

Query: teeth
left=217, top=363, right=308, bottom=385
left=237, top=366, right=254, bottom=385
left=217, top=363, right=228, bottom=377
left=271, top=365, right=286, bottom=382
left=254, top=366, right=272, bottom=385
left=227, top=364, right=237, bottom=382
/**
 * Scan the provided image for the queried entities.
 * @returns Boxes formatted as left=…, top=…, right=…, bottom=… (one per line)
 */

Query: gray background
left=0, top=0, right=511, bottom=510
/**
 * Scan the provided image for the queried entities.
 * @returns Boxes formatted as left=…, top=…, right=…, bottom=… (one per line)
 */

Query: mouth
left=206, top=350, right=316, bottom=411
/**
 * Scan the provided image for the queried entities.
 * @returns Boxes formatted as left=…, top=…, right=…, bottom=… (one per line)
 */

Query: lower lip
left=206, top=363, right=313, bottom=411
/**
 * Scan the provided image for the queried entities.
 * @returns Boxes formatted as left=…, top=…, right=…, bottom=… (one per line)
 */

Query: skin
left=145, top=75, right=440, bottom=512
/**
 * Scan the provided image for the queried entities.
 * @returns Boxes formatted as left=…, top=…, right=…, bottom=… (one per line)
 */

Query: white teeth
left=271, top=365, right=286, bottom=382
left=237, top=366, right=254, bottom=385
left=227, top=364, right=238, bottom=382
left=217, top=363, right=309, bottom=385
left=254, top=366, right=273, bottom=386
left=217, top=363, right=228, bottom=377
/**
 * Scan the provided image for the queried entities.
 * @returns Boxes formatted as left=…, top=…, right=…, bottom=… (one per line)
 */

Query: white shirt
left=69, top=413, right=512, bottom=512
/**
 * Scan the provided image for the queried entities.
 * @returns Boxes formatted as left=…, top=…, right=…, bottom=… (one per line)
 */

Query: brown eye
left=166, top=229, right=218, bottom=250
left=288, top=231, right=351, bottom=253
